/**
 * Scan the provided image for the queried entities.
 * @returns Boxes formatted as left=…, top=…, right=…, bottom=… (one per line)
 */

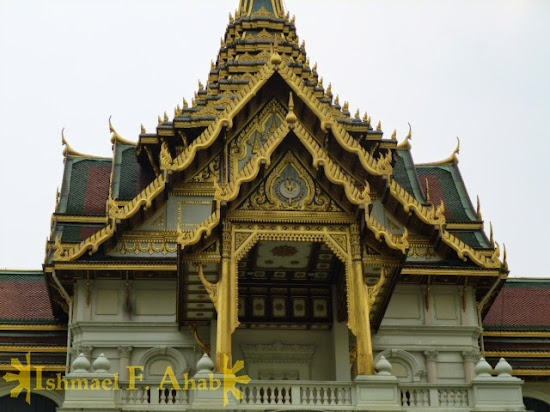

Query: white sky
left=0, top=0, right=549, bottom=276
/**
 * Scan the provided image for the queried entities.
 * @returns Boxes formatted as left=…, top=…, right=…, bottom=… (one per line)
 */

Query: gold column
left=350, top=224, right=375, bottom=375
left=215, top=221, right=239, bottom=372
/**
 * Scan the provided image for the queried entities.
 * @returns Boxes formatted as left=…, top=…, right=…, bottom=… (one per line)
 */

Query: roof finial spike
left=424, top=178, right=431, bottom=203
left=342, top=101, right=349, bottom=112
left=140, top=124, right=146, bottom=134
left=453, top=137, right=461, bottom=163
left=334, top=95, right=340, bottom=106
left=476, top=195, right=483, bottom=221
left=286, top=92, right=298, bottom=127
left=376, top=121, right=382, bottom=132
left=229, top=12, right=234, bottom=23
left=326, top=83, right=332, bottom=98
left=312, top=63, right=318, bottom=75
left=183, top=98, right=189, bottom=108
left=391, top=129, right=397, bottom=140
left=157, top=115, right=162, bottom=125
left=397, top=123, right=413, bottom=150
left=354, top=109, right=361, bottom=120
left=363, top=112, right=369, bottom=122
left=198, top=80, right=204, bottom=91
left=301, top=40, right=306, bottom=50
left=489, top=222, right=495, bottom=247
left=164, top=111, right=169, bottom=122
left=318, top=77, right=323, bottom=87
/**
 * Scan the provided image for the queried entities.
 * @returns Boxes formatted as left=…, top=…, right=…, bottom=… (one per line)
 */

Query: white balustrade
left=239, top=381, right=354, bottom=407
left=120, top=384, right=189, bottom=406
left=400, top=385, right=471, bottom=409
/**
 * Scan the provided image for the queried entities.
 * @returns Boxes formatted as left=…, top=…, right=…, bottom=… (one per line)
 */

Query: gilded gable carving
left=239, top=152, right=342, bottom=212
left=230, top=99, right=285, bottom=177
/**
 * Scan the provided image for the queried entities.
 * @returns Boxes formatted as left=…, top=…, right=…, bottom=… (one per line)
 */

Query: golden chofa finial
left=391, top=129, right=397, bottom=140
left=376, top=121, right=382, bottom=132
left=396, top=123, right=412, bottom=150
left=140, top=124, right=146, bottom=134
left=476, top=195, right=483, bottom=221
left=286, top=92, right=298, bottom=127
left=424, top=178, right=431, bottom=202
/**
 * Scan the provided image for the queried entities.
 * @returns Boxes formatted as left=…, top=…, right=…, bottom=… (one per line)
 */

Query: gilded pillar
left=350, top=224, right=374, bottom=375
left=215, top=221, right=238, bottom=372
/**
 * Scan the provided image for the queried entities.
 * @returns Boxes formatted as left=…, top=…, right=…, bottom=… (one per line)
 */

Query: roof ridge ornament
left=109, top=116, right=136, bottom=146
left=396, top=123, right=412, bottom=150
left=417, top=136, right=460, bottom=166
left=61, top=128, right=109, bottom=159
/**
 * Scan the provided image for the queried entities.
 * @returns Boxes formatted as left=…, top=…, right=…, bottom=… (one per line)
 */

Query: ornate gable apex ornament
left=239, top=0, right=285, bottom=18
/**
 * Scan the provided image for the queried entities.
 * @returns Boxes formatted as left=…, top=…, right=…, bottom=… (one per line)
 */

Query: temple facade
left=1, top=0, right=548, bottom=411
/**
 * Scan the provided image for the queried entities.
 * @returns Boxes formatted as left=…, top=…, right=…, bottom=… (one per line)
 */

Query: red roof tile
left=0, top=272, right=55, bottom=321
left=484, top=280, right=550, bottom=327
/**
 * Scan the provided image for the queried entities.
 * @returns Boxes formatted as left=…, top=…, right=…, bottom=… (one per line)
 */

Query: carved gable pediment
left=237, top=152, right=344, bottom=212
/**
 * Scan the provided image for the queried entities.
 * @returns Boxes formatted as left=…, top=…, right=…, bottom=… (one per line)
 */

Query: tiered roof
left=483, top=279, right=550, bottom=377
left=0, top=271, right=66, bottom=372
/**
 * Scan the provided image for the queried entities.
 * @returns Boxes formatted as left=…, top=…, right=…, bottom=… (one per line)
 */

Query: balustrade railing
left=400, top=384, right=471, bottom=408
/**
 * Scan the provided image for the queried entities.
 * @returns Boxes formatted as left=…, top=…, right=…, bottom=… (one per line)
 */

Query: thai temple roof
left=0, top=0, right=547, bottom=381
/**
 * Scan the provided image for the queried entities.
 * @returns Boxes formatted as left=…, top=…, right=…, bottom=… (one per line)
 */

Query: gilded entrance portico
left=198, top=220, right=375, bottom=375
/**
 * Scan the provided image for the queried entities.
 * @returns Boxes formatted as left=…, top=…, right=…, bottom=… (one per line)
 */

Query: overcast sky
left=0, top=0, right=549, bottom=276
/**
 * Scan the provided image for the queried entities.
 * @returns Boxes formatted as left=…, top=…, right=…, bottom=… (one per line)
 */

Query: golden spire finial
left=318, top=77, right=323, bottom=87
left=157, top=115, right=162, bottom=125
left=140, top=124, right=146, bottom=134
left=503, top=244, right=508, bottom=270
left=363, top=112, right=369, bottom=122
left=198, top=80, right=204, bottom=91
left=300, top=40, right=306, bottom=50
left=342, top=101, right=349, bottom=112
left=489, top=222, right=495, bottom=247
left=354, top=109, right=360, bottom=120
left=476, top=195, right=483, bottom=221
left=183, top=98, right=189, bottom=108
left=164, top=111, right=169, bottom=122
left=334, top=95, right=340, bottom=106
left=326, top=83, right=332, bottom=97
left=229, top=12, right=234, bottom=23
left=286, top=92, right=298, bottom=126
left=312, top=63, right=318, bottom=75
left=391, top=129, right=397, bottom=140
left=192, top=98, right=196, bottom=107
left=291, top=15, right=296, bottom=24
left=305, top=58, right=310, bottom=68
left=424, top=178, right=431, bottom=202
left=376, top=121, right=382, bottom=132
